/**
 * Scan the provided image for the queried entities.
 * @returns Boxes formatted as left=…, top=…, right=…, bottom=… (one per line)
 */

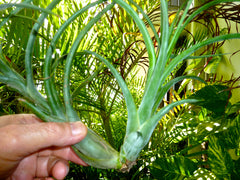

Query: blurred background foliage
left=1, top=0, right=240, bottom=179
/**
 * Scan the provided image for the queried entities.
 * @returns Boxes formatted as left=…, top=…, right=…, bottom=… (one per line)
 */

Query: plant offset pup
left=0, top=0, right=240, bottom=172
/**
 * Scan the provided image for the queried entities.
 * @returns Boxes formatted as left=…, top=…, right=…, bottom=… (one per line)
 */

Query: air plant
left=0, top=0, right=240, bottom=172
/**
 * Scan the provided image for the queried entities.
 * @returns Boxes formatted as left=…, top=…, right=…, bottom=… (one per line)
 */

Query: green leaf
left=0, top=0, right=33, bottom=29
left=215, top=114, right=240, bottom=149
left=208, top=135, right=233, bottom=179
left=188, top=85, right=231, bottom=115
left=150, top=156, right=197, bottom=180
left=231, top=159, right=240, bottom=179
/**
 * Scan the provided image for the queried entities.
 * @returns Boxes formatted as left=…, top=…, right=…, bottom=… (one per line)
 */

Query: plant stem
left=138, top=0, right=169, bottom=125
left=113, top=0, right=156, bottom=81
left=63, top=3, right=114, bottom=122
left=44, top=0, right=104, bottom=118
left=25, top=0, right=61, bottom=109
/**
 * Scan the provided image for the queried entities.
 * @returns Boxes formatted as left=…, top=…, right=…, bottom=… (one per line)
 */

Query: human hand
left=0, top=114, right=88, bottom=180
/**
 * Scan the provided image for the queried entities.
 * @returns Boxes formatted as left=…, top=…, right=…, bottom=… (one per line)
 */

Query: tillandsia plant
left=1, top=0, right=240, bottom=172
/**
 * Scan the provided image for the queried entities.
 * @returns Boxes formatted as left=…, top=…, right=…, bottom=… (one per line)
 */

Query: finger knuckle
left=44, top=122, right=66, bottom=136
left=1, top=124, right=20, bottom=148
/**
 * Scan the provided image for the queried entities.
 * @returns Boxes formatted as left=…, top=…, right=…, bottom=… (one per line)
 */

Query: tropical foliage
left=1, top=0, right=240, bottom=179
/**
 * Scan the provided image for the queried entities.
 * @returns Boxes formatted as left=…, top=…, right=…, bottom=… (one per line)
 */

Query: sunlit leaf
left=150, top=155, right=197, bottom=180
left=186, top=168, right=216, bottom=180
left=204, top=56, right=222, bottom=74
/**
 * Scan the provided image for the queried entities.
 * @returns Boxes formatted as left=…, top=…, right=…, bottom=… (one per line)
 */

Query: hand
left=0, top=114, right=88, bottom=180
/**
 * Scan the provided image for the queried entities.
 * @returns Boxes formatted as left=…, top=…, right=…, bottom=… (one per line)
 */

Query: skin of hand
left=0, top=114, right=88, bottom=180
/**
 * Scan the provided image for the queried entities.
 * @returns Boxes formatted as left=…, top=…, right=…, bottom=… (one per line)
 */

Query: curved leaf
left=82, top=50, right=138, bottom=134
left=152, top=76, right=206, bottom=113
left=0, top=3, right=56, bottom=15
left=63, top=3, right=114, bottom=121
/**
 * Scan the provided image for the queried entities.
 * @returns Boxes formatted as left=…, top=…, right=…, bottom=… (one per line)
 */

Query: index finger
left=0, top=114, right=42, bottom=127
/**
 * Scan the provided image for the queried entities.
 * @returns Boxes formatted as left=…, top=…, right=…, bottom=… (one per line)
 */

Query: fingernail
left=71, top=122, right=86, bottom=136
left=65, top=164, right=69, bottom=175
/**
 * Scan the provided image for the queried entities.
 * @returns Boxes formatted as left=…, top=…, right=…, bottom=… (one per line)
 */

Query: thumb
left=0, top=121, right=87, bottom=158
